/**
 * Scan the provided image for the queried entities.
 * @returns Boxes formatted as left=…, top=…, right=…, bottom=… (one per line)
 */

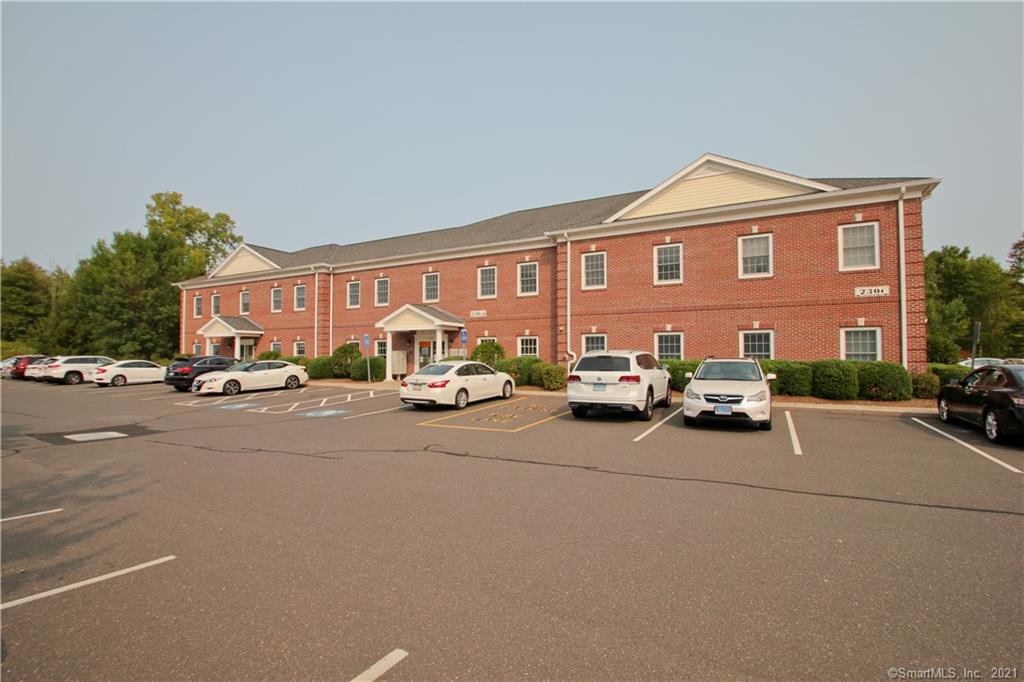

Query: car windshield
left=575, top=356, right=632, bottom=372
left=416, top=364, right=453, bottom=376
left=695, top=361, right=762, bottom=381
left=226, top=361, right=256, bottom=372
left=1007, top=366, right=1024, bottom=384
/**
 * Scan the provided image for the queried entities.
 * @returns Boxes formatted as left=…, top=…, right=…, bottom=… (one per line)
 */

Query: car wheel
left=223, top=380, right=241, bottom=396
left=64, top=371, right=83, bottom=385
left=683, top=416, right=697, bottom=427
left=454, top=389, right=469, bottom=410
left=174, top=385, right=190, bottom=392
left=111, top=375, right=127, bottom=387
left=284, top=375, right=300, bottom=389
left=571, top=406, right=589, bottom=418
left=983, top=408, right=1004, bottom=444
left=501, top=381, right=513, bottom=399
left=637, top=390, right=654, bottom=422
left=937, top=397, right=952, bottom=423
left=663, top=386, right=673, bottom=407
left=759, top=418, right=773, bottom=431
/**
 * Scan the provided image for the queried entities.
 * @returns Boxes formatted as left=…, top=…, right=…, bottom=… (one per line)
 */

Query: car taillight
left=619, top=375, right=641, bottom=384
left=427, top=380, right=450, bottom=388
left=400, top=380, right=408, bottom=387
left=97, top=368, right=107, bottom=374
left=567, top=374, right=581, bottom=383
left=179, top=367, right=192, bottom=373
left=48, top=364, right=60, bottom=368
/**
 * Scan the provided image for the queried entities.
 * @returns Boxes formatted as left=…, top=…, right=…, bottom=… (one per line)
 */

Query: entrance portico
left=196, top=315, right=264, bottom=360
left=376, top=304, right=465, bottom=379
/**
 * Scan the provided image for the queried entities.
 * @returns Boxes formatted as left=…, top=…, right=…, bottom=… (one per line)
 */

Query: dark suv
left=164, top=356, right=236, bottom=392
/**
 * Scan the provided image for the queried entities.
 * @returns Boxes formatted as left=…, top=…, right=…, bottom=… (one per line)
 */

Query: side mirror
left=766, top=373, right=777, bottom=381
left=684, top=372, right=694, bottom=379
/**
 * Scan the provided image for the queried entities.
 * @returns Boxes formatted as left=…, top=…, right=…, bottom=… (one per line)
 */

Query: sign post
left=970, top=321, right=982, bottom=368
left=363, top=333, right=372, bottom=383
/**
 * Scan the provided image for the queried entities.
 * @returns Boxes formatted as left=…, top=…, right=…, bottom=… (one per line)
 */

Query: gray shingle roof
left=813, top=177, right=927, bottom=189
left=217, top=315, right=264, bottom=333
left=407, top=304, right=463, bottom=325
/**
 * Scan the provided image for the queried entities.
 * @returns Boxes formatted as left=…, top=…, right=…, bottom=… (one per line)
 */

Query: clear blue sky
left=3, top=2, right=1022, bottom=270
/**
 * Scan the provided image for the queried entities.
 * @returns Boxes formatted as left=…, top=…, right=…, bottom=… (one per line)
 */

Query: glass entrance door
left=240, top=340, right=255, bottom=361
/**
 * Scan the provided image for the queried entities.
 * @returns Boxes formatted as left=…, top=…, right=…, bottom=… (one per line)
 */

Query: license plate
left=413, top=384, right=422, bottom=391
left=593, top=383, right=606, bottom=392
left=714, top=405, right=733, bottom=416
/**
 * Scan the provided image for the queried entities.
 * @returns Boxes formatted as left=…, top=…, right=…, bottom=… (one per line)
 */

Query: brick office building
left=176, top=154, right=940, bottom=377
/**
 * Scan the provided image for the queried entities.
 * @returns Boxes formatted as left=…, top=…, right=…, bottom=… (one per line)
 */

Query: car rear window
left=417, top=364, right=453, bottom=376
left=575, top=356, right=631, bottom=372
left=695, top=362, right=762, bottom=381
left=170, top=360, right=191, bottom=369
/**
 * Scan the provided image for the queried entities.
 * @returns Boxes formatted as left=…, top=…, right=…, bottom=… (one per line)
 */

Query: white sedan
left=90, top=360, right=165, bottom=387
left=400, top=360, right=514, bottom=409
left=192, top=360, right=308, bottom=395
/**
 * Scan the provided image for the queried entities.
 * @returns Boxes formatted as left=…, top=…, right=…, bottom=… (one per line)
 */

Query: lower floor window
left=477, top=336, right=497, bottom=346
left=376, top=340, right=387, bottom=357
left=655, top=333, right=683, bottom=360
left=209, top=343, right=221, bottom=356
left=741, top=331, right=774, bottom=359
left=583, top=334, right=606, bottom=353
left=518, top=336, right=539, bottom=357
left=192, top=343, right=202, bottom=355
left=294, top=341, right=307, bottom=357
left=270, top=341, right=282, bottom=355
left=843, top=328, right=880, bottom=361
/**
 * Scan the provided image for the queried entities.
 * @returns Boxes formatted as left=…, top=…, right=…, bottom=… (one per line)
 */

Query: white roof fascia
left=208, top=244, right=282, bottom=278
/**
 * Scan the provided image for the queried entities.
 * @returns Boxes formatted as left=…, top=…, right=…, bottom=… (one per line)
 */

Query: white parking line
left=250, top=390, right=399, bottom=415
left=174, top=387, right=325, bottom=407
left=632, top=405, right=686, bottom=442
left=785, top=411, right=803, bottom=455
left=351, top=649, right=409, bottom=682
left=0, top=508, right=63, bottom=523
left=0, top=555, right=177, bottom=610
left=911, top=418, right=1022, bottom=474
left=342, top=405, right=410, bottom=420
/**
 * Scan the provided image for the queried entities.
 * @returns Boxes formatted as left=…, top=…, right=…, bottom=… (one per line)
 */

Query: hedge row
left=493, top=357, right=567, bottom=391
left=927, top=363, right=971, bottom=386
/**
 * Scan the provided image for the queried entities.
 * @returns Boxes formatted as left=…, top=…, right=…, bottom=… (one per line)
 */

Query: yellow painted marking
left=416, top=397, right=570, bottom=433
left=416, top=397, right=527, bottom=426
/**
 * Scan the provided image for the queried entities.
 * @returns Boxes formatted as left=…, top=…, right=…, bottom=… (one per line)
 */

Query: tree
left=145, top=192, right=240, bottom=272
left=1009, top=234, right=1024, bottom=282
left=1, top=258, right=51, bottom=341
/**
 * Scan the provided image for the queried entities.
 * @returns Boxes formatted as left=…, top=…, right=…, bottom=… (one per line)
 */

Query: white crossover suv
left=567, top=350, right=673, bottom=421
left=682, top=357, right=776, bottom=430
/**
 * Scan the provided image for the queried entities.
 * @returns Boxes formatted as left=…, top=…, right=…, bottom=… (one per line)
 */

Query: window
left=655, top=333, right=683, bottom=360
left=376, top=340, right=388, bottom=357
left=518, top=336, right=539, bottom=357
left=239, top=291, right=250, bottom=315
left=211, top=294, right=220, bottom=316
left=294, top=340, right=307, bottom=357
left=270, top=341, right=282, bottom=354
left=209, top=342, right=221, bottom=356
left=517, top=262, right=538, bottom=296
left=271, top=287, right=283, bottom=313
left=192, top=343, right=202, bottom=355
left=582, top=334, right=607, bottom=353
left=582, top=252, right=606, bottom=289
left=477, top=336, right=497, bottom=345
left=423, top=272, right=440, bottom=303
left=294, top=285, right=306, bottom=311
left=477, top=266, right=497, bottom=299
left=654, top=244, right=683, bottom=284
left=842, top=328, right=881, bottom=361
left=738, top=234, right=773, bottom=278
left=193, top=296, right=202, bottom=317
left=839, top=222, right=880, bottom=270
left=741, top=330, right=774, bottom=359
left=347, top=281, right=360, bottom=308
left=375, top=278, right=389, bottom=306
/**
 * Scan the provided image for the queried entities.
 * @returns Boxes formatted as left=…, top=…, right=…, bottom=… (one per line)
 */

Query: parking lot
left=2, top=378, right=1022, bottom=680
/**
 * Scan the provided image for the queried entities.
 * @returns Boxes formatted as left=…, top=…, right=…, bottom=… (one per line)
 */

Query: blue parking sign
left=460, top=328, right=468, bottom=344
left=362, top=333, right=371, bottom=349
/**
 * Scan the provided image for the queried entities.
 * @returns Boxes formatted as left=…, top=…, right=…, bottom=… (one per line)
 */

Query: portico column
left=435, top=328, right=443, bottom=362
left=235, top=334, right=240, bottom=359
left=385, top=332, right=393, bottom=380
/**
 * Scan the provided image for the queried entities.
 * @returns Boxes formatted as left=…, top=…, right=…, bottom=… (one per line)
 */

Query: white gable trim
left=196, top=315, right=264, bottom=337
left=375, top=304, right=463, bottom=330
left=208, top=244, right=282, bottom=278
left=603, top=153, right=841, bottom=223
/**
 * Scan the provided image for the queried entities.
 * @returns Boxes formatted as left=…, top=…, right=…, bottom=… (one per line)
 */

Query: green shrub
left=928, top=363, right=970, bottom=386
left=498, top=356, right=539, bottom=384
left=305, top=356, right=336, bottom=380
left=810, top=360, right=859, bottom=400
left=470, top=341, right=505, bottom=367
left=257, top=350, right=282, bottom=360
left=855, top=361, right=912, bottom=401
left=760, top=360, right=813, bottom=396
left=493, top=358, right=512, bottom=376
left=528, top=360, right=547, bottom=387
left=296, top=357, right=311, bottom=367
left=660, top=359, right=701, bottom=390
left=283, top=356, right=303, bottom=365
left=441, top=356, right=464, bottom=362
left=912, top=372, right=940, bottom=399
left=1, top=340, right=38, bottom=358
left=349, top=356, right=386, bottom=381
left=331, top=344, right=363, bottom=378
left=540, top=362, right=568, bottom=391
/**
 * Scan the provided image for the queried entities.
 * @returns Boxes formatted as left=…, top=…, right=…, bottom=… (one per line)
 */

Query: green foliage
left=1, top=340, right=38, bottom=358
left=927, top=363, right=971, bottom=386
left=145, top=192, right=241, bottom=271
left=810, top=360, right=859, bottom=400
left=495, top=356, right=539, bottom=385
left=911, top=372, right=940, bottom=399
left=257, top=350, right=283, bottom=360
left=283, top=356, right=303, bottom=364
left=296, top=357, right=311, bottom=367
left=854, top=361, right=913, bottom=401
left=305, top=356, right=336, bottom=380
left=470, top=341, right=505, bottom=367
left=760, top=360, right=813, bottom=396
left=441, top=356, right=464, bottom=361
left=331, top=343, right=363, bottom=378
left=1, top=258, right=51, bottom=342
left=660, top=359, right=701, bottom=390
left=350, top=356, right=385, bottom=381
left=536, top=362, right=568, bottom=391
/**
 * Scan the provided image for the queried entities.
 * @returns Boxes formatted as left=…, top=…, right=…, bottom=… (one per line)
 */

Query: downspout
left=897, top=186, right=908, bottom=369
left=313, top=269, right=319, bottom=358
left=564, top=232, right=576, bottom=370
left=179, top=286, right=186, bottom=353
left=328, top=268, right=334, bottom=353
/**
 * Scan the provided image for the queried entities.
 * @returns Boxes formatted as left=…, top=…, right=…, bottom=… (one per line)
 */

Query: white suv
left=43, top=355, right=116, bottom=385
left=682, top=357, right=776, bottom=430
left=567, top=350, right=672, bottom=421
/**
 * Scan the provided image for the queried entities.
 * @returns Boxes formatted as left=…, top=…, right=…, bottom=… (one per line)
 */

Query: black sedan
left=937, top=364, right=1024, bottom=443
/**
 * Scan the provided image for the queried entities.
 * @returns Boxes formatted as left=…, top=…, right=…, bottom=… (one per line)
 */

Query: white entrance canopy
left=376, top=304, right=465, bottom=378
left=196, top=315, right=264, bottom=358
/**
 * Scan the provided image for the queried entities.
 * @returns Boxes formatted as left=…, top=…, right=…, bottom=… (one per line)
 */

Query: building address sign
left=854, top=286, right=890, bottom=298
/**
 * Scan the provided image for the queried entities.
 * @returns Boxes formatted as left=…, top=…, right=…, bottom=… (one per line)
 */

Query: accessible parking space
left=416, top=395, right=569, bottom=433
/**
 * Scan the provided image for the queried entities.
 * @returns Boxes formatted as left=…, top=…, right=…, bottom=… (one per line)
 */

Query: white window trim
left=192, top=296, right=202, bottom=318
left=211, top=294, right=220, bottom=316
left=653, top=244, right=684, bottom=285
left=346, top=339, right=360, bottom=346
left=270, top=341, right=282, bottom=354
left=477, top=336, right=497, bottom=345
left=293, top=285, right=307, bottom=312
left=838, top=221, right=881, bottom=272
left=840, top=327, right=882, bottom=361
left=737, top=233, right=774, bottom=279
left=374, top=277, right=390, bottom=307
left=517, top=336, right=540, bottom=357
left=375, top=340, right=388, bottom=357
left=239, top=291, right=250, bottom=316
left=347, top=281, right=360, bottom=309
left=517, top=262, right=539, bottom=297
left=422, top=272, right=440, bottom=303
left=192, top=343, right=202, bottom=355
left=581, top=251, right=607, bottom=290
left=581, top=334, right=607, bottom=353
left=293, top=340, right=307, bottom=357
left=653, top=332, right=684, bottom=360
left=270, top=287, right=283, bottom=313
left=738, top=329, right=775, bottom=359
left=476, top=266, right=497, bottom=300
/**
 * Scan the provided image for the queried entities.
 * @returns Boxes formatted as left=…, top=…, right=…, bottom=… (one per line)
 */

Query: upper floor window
left=582, top=252, right=607, bottom=289
left=211, top=294, right=220, bottom=316
left=741, top=330, right=774, bottom=359
left=517, top=262, right=538, bottom=296
left=738, top=234, right=773, bottom=278
left=294, top=284, right=307, bottom=311
left=654, top=244, right=683, bottom=284
left=239, top=291, right=250, bottom=315
left=655, top=333, right=683, bottom=360
left=839, top=222, right=880, bottom=271
left=842, top=328, right=881, bottom=362
left=347, top=281, right=360, bottom=308
left=423, top=272, right=440, bottom=303
left=582, top=334, right=607, bottom=353
left=271, top=287, right=283, bottom=313
left=193, top=296, right=202, bottom=318
left=478, top=266, right=497, bottom=299
left=375, top=278, right=389, bottom=307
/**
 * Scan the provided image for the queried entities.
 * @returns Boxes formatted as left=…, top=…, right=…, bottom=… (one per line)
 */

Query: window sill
left=477, top=295, right=497, bottom=300
left=293, top=308, right=306, bottom=312
left=653, top=280, right=684, bottom=286
left=516, top=292, right=539, bottom=298
left=738, top=273, right=773, bottom=280
left=581, top=285, right=607, bottom=291
left=838, top=265, right=881, bottom=273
